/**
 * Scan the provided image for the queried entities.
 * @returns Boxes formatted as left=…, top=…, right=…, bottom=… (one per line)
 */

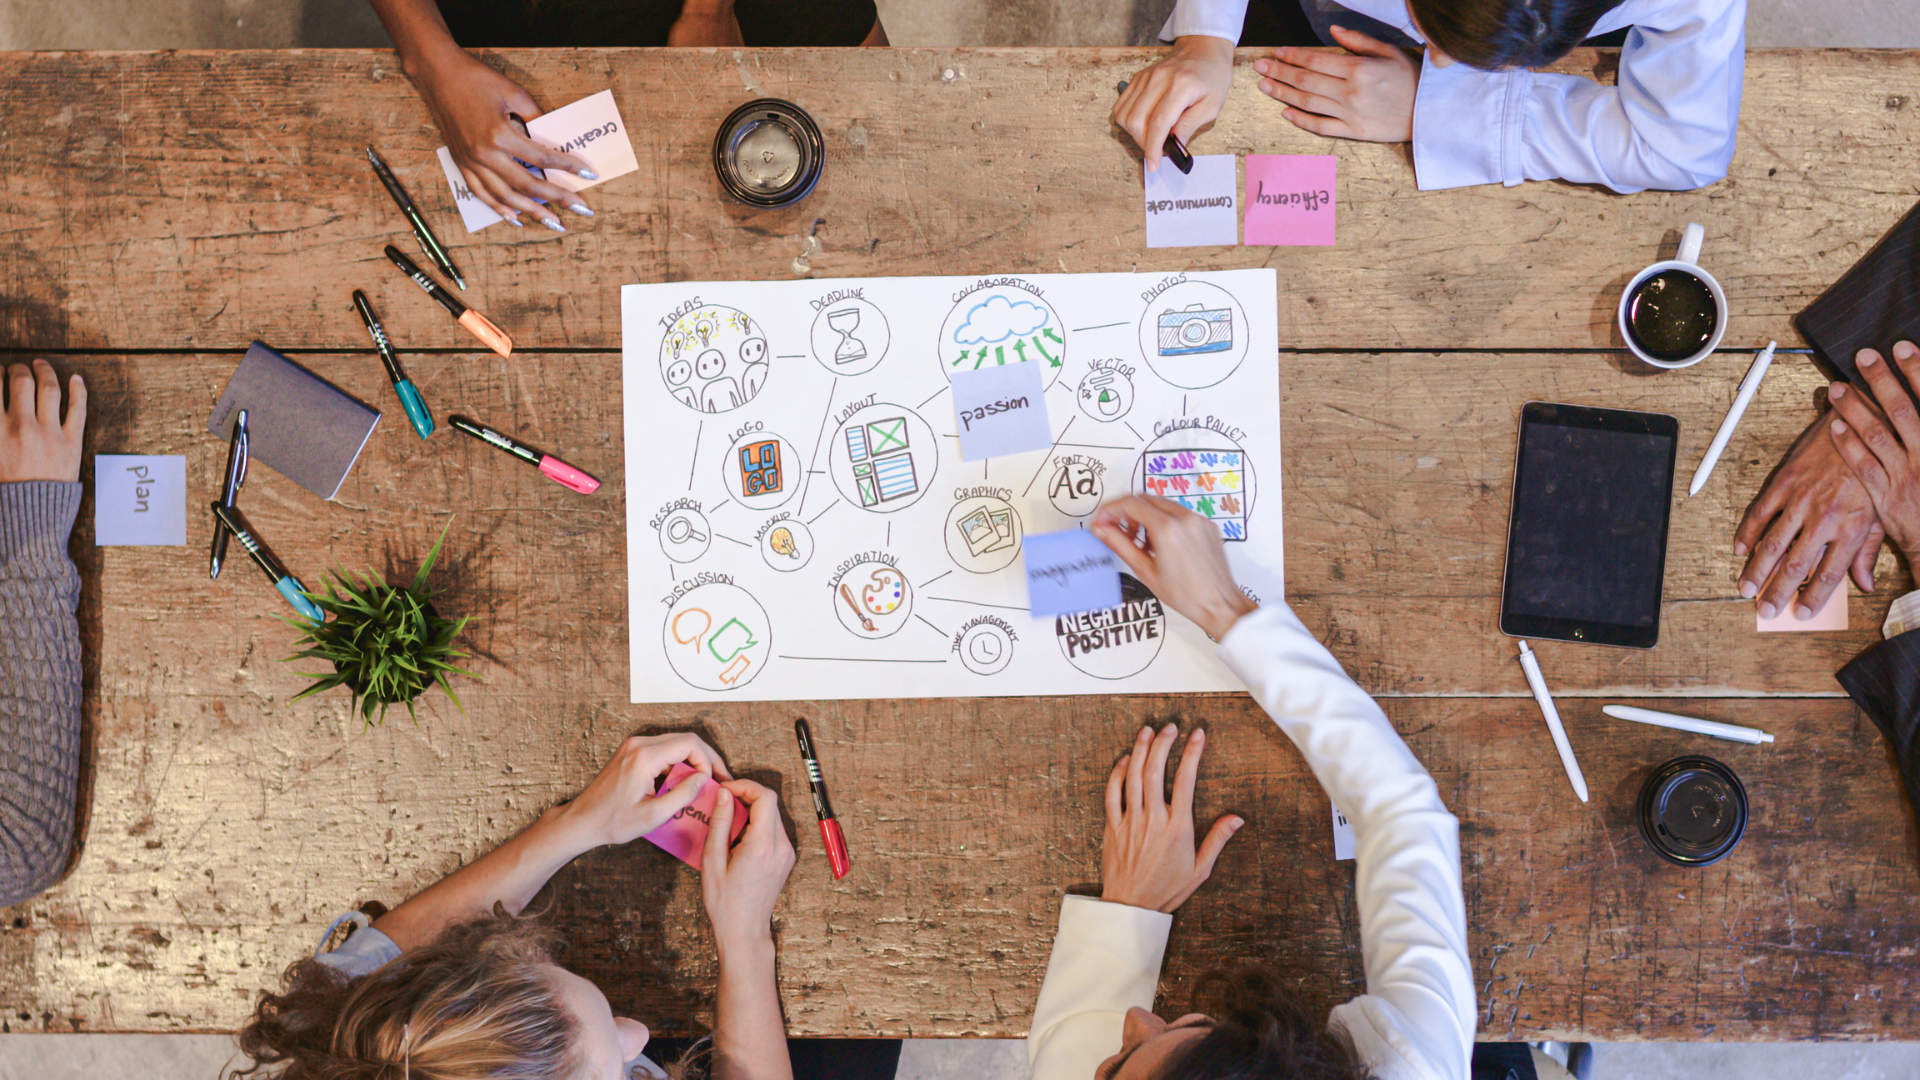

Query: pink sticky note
left=641, top=763, right=747, bottom=870
left=1243, top=155, right=1336, bottom=246
left=1756, top=589, right=1847, bottom=632
left=526, top=89, right=639, bottom=194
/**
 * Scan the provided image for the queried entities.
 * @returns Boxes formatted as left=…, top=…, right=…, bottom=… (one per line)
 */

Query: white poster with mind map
left=622, top=269, right=1281, bottom=703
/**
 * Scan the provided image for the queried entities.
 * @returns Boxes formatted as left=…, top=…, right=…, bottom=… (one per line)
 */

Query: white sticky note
left=1332, top=801, right=1355, bottom=861
left=525, top=89, right=640, bottom=194
left=950, top=361, right=1052, bottom=461
left=436, top=146, right=505, bottom=233
left=1144, top=154, right=1238, bottom=248
left=94, top=455, right=186, bottom=546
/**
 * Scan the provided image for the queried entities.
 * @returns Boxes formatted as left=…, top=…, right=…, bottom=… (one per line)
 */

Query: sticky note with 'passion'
left=1024, top=528, right=1121, bottom=617
left=642, top=763, right=746, bottom=870
left=950, top=360, right=1052, bottom=461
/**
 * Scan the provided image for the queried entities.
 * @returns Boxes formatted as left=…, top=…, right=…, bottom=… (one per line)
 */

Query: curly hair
left=1407, top=0, right=1625, bottom=70
left=1158, top=967, right=1375, bottom=1080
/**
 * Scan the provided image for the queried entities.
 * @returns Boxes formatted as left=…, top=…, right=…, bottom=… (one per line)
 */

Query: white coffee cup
left=1616, top=222, right=1728, bottom=370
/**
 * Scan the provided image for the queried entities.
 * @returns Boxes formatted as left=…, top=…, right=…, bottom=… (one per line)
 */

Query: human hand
left=1826, top=342, right=1920, bottom=566
left=556, top=733, right=735, bottom=851
left=1101, top=724, right=1242, bottom=913
left=407, top=43, right=597, bottom=230
left=0, top=360, right=86, bottom=483
left=1114, top=35, right=1236, bottom=172
left=1087, top=494, right=1257, bottom=640
left=1735, top=411, right=1885, bottom=621
left=1252, top=26, right=1419, bottom=142
left=701, top=779, right=797, bottom=956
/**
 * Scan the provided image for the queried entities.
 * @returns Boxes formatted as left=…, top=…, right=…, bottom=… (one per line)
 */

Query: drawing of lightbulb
left=694, top=314, right=717, bottom=345
left=768, top=526, right=799, bottom=558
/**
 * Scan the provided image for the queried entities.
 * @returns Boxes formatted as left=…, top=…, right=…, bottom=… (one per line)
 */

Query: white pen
left=1515, top=640, right=1589, bottom=802
left=1689, top=340, right=1776, bottom=497
left=1602, top=704, right=1775, bottom=746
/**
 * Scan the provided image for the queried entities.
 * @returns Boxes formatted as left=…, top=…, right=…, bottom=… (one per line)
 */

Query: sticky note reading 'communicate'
left=94, top=455, right=186, bottom=546
left=1144, top=154, right=1238, bottom=248
left=1024, top=529, right=1122, bottom=617
left=1756, top=589, right=1848, bottom=632
left=440, top=89, right=639, bottom=232
left=950, top=361, right=1052, bottom=461
left=642, top=763, right=747, bottom=871
left=1243, top=155, right=1336, bottom=247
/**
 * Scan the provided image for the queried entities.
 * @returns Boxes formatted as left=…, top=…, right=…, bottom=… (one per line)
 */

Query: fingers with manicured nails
left=1192, top=814, right=1243, bottom=883
left=1144, top=723, right=1178, bottom=813
left=1850, top=350, right=1920, bottom=447
left=62, top=373, right=86, bottom=436
left=703, top=787, right=736, bottom=869
left=1170, top=729, right=1205, bottom=814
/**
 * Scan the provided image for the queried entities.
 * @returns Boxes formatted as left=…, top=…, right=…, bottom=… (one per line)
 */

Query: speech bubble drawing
left=708, top=617, right=758, bottom=664
left=672, top=608, right=712, bottom=652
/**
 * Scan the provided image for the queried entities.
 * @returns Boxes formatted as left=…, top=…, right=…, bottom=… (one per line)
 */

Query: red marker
left=449, top=415, right=600, bottom=494
left=794, top=718, right=851, bottom=880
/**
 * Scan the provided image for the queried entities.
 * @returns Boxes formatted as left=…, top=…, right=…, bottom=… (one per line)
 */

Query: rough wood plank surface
left=0, top=49, right=1915, bottom=353
left=0, top=351, right=1913, bottom=1038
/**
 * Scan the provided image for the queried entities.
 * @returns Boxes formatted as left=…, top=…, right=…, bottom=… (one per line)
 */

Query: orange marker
left=383, top=245, right=513, bottom=357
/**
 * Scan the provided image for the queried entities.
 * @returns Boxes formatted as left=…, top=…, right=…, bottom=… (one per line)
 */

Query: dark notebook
left=1796, top=198, right=1920, bottom=400
left=207, top=341, right=381, bottom=500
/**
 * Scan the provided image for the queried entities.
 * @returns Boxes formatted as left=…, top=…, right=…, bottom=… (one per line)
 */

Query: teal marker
left=353, top=289, right=435, bottom=440
left=210, top=502, right=325, bottom=625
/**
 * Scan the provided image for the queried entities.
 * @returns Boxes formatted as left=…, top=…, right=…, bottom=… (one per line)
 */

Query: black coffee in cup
left=1625, top=269, right=1719, bottom=362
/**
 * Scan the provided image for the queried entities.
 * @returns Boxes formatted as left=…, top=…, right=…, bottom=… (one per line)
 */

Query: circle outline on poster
left=809, top=296, right=891, bottom=377
left=1053, top=573, right=1167, bottom=680
left=757, top=516, right=814, bottom=572
left=663, top=582, right=772, bottom=691
left=659, top=507, right=713, bottom=563
left=659, top=303, right=771, bottom=413
left=938, top=282, right=1068, bottom=390
left=1046, top=456, right=1106, bottom=519
left=826, top=401, right=940, bottom=515
left=832, top=561, right=914, bottom=639
left=1076, top=361, right=1135, bottom=422
left=943, top=495, right=1024, bottom=574
left=1133, top=428, right=1256, bottom=543
left=721, top=429, right=800, bottom=512
left=957, top=620, right=1015, bottom=675
left=1136, top=281, right=1250, bottom=390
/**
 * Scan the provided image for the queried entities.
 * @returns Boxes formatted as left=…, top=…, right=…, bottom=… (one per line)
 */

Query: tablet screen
left=1500, top=402, right=1678, bottom=649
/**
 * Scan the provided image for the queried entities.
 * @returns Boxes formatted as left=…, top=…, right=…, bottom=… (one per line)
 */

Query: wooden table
left=2, top=47, right=1918, bottom=1041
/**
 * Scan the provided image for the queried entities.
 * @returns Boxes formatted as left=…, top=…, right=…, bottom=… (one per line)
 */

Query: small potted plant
left=283, top=523, right=476, bottom=728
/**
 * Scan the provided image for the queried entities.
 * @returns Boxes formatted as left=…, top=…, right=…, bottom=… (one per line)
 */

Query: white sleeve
left=1158, top=0, right=1250, bottom=42
left=1217, top=604, right=1475, bottom=1080
left=1027, top=895, right=1174, bottom=1079
left=1410, top=0, right=1746, bottom=192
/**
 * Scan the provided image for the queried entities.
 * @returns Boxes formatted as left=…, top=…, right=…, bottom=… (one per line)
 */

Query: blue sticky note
left=94, top=455, right=187, bottom=546
left=1024, top=528, right=1122, bottom=617
left=950, top=361, right=1052, bottom=462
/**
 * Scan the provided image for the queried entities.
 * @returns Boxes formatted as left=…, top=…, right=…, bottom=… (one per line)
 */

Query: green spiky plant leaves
left=282, top=522, right=477, bottom=728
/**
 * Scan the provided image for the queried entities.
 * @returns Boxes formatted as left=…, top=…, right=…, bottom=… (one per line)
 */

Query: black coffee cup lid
left=713, top=99, right=824, bottom=208
left=1637, top=755, right=1748, bottom=867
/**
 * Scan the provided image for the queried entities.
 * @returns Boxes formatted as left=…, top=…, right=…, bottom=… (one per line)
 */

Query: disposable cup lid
left=1637, top=755, right=1748, bottom=867
left=713, top=98, right=824, bottom=208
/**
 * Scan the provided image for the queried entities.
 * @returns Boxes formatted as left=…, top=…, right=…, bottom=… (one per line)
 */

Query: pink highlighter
left=448, top=415, right=601, bottom=494
left=642, top=763, right=748, bottom=870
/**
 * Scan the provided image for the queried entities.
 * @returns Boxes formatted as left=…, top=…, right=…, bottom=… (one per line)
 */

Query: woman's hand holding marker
left=1088, top=494, right=1258, bottom=642
left=1114, top=35, right=1236, bottom=172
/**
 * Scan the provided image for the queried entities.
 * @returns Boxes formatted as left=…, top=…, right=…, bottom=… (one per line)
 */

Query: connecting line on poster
left=796, top=377, right=839, bottom=518
left=927, top=597, right=1031, bottom=612
left=1073, top=321, right=1126, bottom=332
left=1022, top=416, right=1079, bottom=497
left=777, top=656, right=949, bottom=663
left=917, top=384, right=951, bottom=409
left=915, top=614, right=949, bottom=637
left=919, top=569, right=953, bottom=589
left=709, top=498, right=730, bottom=513
left=715, top=533, right=752, bottom=548
left=1124, top=421, right=1144, bottom=441
left=808, top=499, right=841, bottom=526
left=686, top=420, right=703, bottom=490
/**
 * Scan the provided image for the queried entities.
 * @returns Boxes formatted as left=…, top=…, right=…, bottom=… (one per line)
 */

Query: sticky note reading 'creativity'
left=94, top=455, right=186, bottom=546
left=440, top=89, right=639, bottom=232
left=642, top=763, right=747, bottom=871
left=1243, top=155, right=1337, bottom=247
left=950, top=360, right=1052, bottom=461
left=1144, top=154, right=1238, bottom=248
left=1756, top=589, right=1847, bottom=632
left=1024, top=529, right=1122, bottom=617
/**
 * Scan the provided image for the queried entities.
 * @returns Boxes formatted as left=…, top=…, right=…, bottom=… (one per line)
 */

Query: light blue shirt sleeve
left=310, top=911, right=403, bottom=980
left=1160, top=0, right=1250, bottom=42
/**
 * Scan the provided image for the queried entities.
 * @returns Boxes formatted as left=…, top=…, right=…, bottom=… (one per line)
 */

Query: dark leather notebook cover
left=206, top=341, right=381, bottom=500
left=1795, top=198, right=1920, bottom=400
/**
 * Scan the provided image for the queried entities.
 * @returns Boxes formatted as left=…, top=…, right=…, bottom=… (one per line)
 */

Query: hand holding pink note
left=1243, top=155, right=1336, bottom=246
left=642, top=763, right=748, bottom=870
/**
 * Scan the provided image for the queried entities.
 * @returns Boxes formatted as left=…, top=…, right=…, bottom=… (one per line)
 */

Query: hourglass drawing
left=826, top=307, right=868, bottom=365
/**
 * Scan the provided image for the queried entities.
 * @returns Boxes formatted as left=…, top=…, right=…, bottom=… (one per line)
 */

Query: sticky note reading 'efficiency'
left=94, top=455, right=186, bottom=546
left=1243, top=155, right=1336, bottom=246
left=1024, top=529, right=1122, bottom=617
left=642, top=763, right=747, bottom=871
left=1756, top=589, right=1847, bottom=632
left=950, top=361, right=1052, bottom=461
left=1144, top=154, right=1238, bottom=248
left=439, top=89, right=639, bottom=232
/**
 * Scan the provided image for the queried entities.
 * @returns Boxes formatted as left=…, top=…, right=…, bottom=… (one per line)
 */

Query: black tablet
left=1499, top=401, right=1679, bottom=649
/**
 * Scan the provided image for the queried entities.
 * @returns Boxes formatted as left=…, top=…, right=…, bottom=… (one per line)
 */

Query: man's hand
left=556, top=733, right=734, bottom=851
left=1252, top=26, right=1418, bottom=142
left=1088, top=494, right=1257, bottom=640
left=1114, top=35, right=1236, bottom=172
left=1100, top=724, right=1242, bottom=913
left=1827, top=342, right=1920, bottom=567
left=1736, top=410, right=1885, bottom=621
left=0, top=359, right=85, bottom=483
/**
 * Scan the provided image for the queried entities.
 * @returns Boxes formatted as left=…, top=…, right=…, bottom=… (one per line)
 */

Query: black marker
left=1115, top=80, right=1194, bottom=174
left=367, top=146, right=465, bottom=290
left=210, top=502, right=324, bottom=624
left=352, top=290, right=434, bottom=439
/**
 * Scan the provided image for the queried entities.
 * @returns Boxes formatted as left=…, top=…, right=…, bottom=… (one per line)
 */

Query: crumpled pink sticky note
left=1243, top=154, right=1336, bottom=246
left=1756, top=589, right=1847, bottom=632
left=642, top=763, right=746, bottom=870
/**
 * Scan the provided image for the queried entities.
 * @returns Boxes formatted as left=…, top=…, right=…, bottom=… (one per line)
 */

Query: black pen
left=210, top=502, right=324, bottom=624
left=210, top=408, right=249, bottom=580
left=1114, top=80, right=1194, bottom=174
left=352, top=290, right=434, bottom=439
left=366, top=146, right=466, bottom=291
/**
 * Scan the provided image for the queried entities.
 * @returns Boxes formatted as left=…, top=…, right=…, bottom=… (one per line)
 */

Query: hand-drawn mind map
left=621, top=270, right=1283, bottom=703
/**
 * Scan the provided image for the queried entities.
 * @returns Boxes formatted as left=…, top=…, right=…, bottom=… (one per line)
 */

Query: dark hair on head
left=1407, top=0, right=1626, bottom=70
left=1158, top=967, right=1374, bottom=1080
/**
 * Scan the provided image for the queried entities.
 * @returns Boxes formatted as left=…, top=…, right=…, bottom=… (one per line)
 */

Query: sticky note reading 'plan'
left=1144, top=154, right=1238, bottom=248
left=440, top=89, right=639, bottom=232
left=642, top=763, right=748, bottom=871
left=1756, top=589, right=1848, bottom=632
left=950, top=361, right=1052, bottom=461
left=1024, top=529, right=1122, bottom=617
left=94, top=455, right=186, bottom=546
left=1243, top=155, right=1337, bottom=247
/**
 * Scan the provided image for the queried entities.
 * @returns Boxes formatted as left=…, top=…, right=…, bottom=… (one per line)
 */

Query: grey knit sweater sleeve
left=0, top=481, right=83, bottom=908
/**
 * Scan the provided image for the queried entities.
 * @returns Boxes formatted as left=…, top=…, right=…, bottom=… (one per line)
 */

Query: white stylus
left=1515, top=640, right=1588, bottom=802
left=1689, top=341, right=1776, bottom=497
left=1602, top=705, right=1775, bottom=745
